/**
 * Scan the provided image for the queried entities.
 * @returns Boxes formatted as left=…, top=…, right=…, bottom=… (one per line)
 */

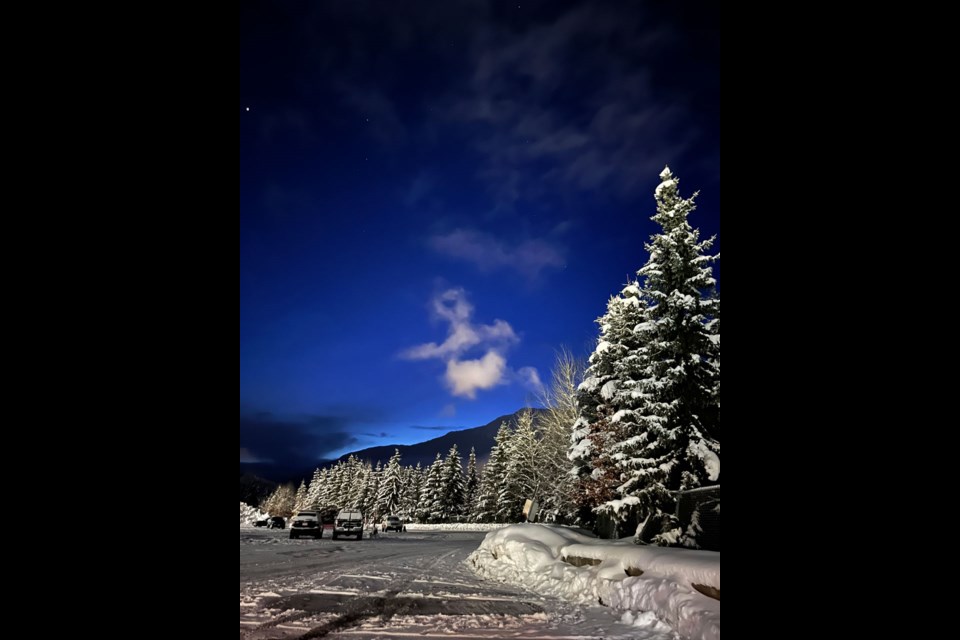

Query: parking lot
left=240, top=528, right=641, bottom=639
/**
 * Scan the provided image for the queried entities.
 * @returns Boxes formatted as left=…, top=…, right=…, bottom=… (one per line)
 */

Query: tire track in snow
left=292, top=547, right=462, bottom=639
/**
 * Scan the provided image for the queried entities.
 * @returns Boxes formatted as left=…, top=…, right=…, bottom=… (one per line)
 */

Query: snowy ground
left=240, top=528, right=682, bottom=639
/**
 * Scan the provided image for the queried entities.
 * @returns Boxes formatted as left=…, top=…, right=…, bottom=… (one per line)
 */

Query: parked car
left=253, top=518, right=269, bottom=527
left=382, top=515, right=405, bottom=532
left=333, top=510, right=363, bottom=540
left=289, top=511, right=323, bottom=539
left=267, top=516, right=285, bottom=529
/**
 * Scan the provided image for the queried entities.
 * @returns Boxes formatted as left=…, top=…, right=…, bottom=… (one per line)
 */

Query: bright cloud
left=402, top=288, right=536, bottom=399
left=446, top=351, right=507, bottom=399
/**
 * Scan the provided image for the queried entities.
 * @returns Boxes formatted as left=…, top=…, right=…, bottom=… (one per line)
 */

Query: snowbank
left=405, top=523, right=510, bottom=532
left=467, top=524, right=720, bottom=640
left=240, top=502, right=268, bottom=527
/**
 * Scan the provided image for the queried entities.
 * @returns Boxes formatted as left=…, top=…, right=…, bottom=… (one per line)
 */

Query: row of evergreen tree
left=260, top=410, right=567, bottom=523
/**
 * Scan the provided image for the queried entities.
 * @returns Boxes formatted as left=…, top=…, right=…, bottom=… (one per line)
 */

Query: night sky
left=240, top=1, right=720, bottom=480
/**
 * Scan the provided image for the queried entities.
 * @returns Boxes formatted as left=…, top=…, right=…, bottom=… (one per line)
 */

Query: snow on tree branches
left=572, top=166, right=720, bottom=546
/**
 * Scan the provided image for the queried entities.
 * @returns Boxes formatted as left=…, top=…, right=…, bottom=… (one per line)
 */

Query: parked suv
left=289, top=511, right=322, bottom=539
left=382, top=515, right=405, bottom=532
left=333, top=510, right=363, bottom=540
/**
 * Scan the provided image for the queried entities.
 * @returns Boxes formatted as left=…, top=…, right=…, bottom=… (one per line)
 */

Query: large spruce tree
left=575, top=166, right=720, bottom=545
left=614, top=166, right=720, bottom=545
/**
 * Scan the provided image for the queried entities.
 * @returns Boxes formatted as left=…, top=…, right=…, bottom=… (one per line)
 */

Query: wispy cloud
left=429, top=229, right=564, bottom=280
left=516, top=366, right=544, bottom=395
left=240, top=447, right=270, bottom=463
left=449, top=5, right=700, bottom=209
left=404, top=171, right=435, bottom=208
left=400, top=288, right=517, bottom=361
left=402, top=288, right=538, bottom=399
left=439, top=403, right=456, bottom=418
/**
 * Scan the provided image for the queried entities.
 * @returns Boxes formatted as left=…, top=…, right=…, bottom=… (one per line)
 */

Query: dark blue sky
left=240, top=0, right=719, bottom=480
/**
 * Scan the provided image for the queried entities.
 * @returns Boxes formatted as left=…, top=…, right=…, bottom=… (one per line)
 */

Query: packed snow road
left=240, top=529, right=672, bottom=639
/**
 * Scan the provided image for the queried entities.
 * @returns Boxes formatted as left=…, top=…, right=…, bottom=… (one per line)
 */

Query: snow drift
left=467, top=523, right=719, bottom=640
left=240, top=502, right=269, bottom=527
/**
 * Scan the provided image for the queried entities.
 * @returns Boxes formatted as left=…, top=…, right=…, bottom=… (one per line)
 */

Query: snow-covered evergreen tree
left=570, top=282, right=648, bottom=524
left=441, top=444, right=465, bottom=521
left=474, top=422, right=511, bottom=522
left=341, top=457, right=364, bottom=508
left=306, top=467, right=325, bottom=509
left=377, top=449, right=404, bottom=517
left=606, top=166, right=721, bottom=545
left=363, top=461, right=381, bottom=517
left=583, top=413, right=628, bottom=511
left=293, top=479, right=309, bottom=514
left=464, top=447, right=479, bottom=517
left=418, top=453, right=444, bottom=523
left=321, top=463, right=342, bottom=507
left=708, top=303, right=720, bottom=436
left=346, top=459, right=370, bottom=511
left=403, top=463, right=423, bottom=521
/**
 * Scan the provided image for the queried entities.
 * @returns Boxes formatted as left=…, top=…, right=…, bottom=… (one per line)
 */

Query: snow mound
left=240, top=502, right=268, bottom=527
left=467, top=524, right=719, bottom=640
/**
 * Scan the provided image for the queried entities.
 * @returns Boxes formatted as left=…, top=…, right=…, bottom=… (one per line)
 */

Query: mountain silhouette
left=337, top=408, right=546, bottom=468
